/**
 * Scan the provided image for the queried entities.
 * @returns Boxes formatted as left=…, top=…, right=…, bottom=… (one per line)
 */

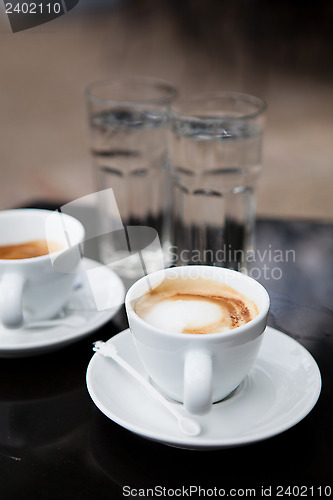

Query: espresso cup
left=0, top=209, right=85, bottom=329
left=125, top=265, right=270, bottom=415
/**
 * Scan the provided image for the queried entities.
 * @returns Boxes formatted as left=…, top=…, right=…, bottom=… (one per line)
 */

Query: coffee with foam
left=0, top=240, right=62, bottom=260
left=134, top=276, right=258, bottom=334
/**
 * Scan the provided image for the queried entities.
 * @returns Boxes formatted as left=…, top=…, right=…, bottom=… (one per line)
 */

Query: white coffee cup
left=125, top=265, right=270, bottom=415
left=0, top=209, right=85, bottom=329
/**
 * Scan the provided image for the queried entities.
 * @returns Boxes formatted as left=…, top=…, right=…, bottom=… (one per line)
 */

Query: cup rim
left=170, top=91, right=267, bottom=122
left=0, top=208, right=85, bottom=264
left=84, top=76, right=178, bottom=106
left=126, top=265, right=270, bottom=341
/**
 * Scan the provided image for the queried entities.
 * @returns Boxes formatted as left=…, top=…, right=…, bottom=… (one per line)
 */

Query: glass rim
left=170, top=91, right=267, bottom=121
left=84, top=76, right=178, bottom=106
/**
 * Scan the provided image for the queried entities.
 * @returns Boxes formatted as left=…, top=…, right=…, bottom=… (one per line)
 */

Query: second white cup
left=0, top=209, right=85, bottom=329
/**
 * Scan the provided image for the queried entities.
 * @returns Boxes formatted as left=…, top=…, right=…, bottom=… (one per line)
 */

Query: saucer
left=0, top=258, right=125, bottom=357
left=86, top=327, right=321, bottom=450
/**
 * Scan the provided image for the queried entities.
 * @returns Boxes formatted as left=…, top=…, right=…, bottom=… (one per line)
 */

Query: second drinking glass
left=168, top=92, right=266, bottom=272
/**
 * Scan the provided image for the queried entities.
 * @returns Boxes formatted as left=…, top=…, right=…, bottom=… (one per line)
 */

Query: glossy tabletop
left=0, top=208, right=332, bottom=500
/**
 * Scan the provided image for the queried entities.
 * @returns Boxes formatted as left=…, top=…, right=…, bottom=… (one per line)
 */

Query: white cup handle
left=0, top=273, right=26, bottom=329
left=184, top=349, right=213, bottom=415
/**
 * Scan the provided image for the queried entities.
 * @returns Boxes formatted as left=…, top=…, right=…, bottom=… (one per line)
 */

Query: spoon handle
left=94, top=342, right=180, bottom=419
left=93, top=341, right=201, bottom=437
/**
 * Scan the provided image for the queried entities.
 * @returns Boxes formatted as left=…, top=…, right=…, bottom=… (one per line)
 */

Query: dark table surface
left=0, top=205, right=332, bottom=500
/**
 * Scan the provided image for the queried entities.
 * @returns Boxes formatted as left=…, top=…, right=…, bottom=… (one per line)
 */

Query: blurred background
left=0, top=0, right=332, bottom=220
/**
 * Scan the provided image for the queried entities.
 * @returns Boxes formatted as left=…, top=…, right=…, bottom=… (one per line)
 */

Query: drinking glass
left=168, top=92, right=266, bottom=272
left=85, top=77, right=178, bottom=279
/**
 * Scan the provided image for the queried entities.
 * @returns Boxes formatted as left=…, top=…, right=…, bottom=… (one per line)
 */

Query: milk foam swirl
left=134, top=277, right=258, bottom=334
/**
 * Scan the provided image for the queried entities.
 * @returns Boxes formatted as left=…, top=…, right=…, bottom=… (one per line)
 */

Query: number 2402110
left=5, top=3, right=62, bottom=14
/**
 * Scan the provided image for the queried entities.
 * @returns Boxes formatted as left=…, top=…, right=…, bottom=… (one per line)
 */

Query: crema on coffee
left=0, top=240, right=62, bottom=260
left=134, top=276, right=258, bottom=334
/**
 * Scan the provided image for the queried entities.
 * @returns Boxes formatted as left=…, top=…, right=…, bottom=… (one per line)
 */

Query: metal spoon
left=93, top=340, right=201, bottom=437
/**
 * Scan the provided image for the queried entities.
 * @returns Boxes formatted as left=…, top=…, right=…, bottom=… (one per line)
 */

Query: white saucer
left=86, top=326, right=321, bottom=450
left=0, top=258, right=125, bottom=357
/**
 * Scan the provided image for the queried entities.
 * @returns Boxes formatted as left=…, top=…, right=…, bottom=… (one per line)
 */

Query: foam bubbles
left=134, top=276, right=258, bottom=334
left=141, top=298, right=224, bottom=333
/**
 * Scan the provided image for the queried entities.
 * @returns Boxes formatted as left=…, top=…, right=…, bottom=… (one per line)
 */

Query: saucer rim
left=0, top=258, right=125, bottom=357
left=86, top=326, right=322, bottom=450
